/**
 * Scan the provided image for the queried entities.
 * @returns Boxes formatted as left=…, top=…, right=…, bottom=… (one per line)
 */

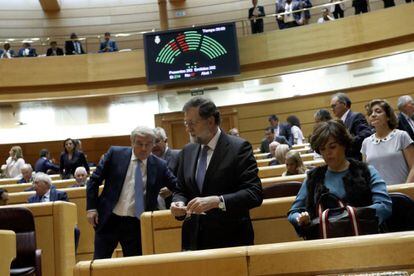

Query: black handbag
left=304, top=193, right=379, bottom=240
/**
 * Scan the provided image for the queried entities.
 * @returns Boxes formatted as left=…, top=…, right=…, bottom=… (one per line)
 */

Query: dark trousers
left=250, top=19, right=264, bottom=34
left=333, top=4, right=344, bottom=19
left=354, top=0, right=368, bottom=14
left=383, top=0, right=395, bottom=7
left=284, top=21, right=298, bottom=29
left=276, top=19, right=285, bottom=30
left=93, top=213, right=141, bottom=259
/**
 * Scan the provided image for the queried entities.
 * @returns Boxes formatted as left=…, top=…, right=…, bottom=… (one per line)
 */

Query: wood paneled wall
left=156, top=78, right=414, bottom=149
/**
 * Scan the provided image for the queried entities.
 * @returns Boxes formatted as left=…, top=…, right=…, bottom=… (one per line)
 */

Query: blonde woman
left=3, top=146, right=25, bottom=178
left=282, top=151, right=306, bottom=176
left=275, top=144, right=290, bottom=165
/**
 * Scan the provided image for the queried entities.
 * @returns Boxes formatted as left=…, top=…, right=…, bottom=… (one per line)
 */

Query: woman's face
left=285, top=159, right=298, bottom=174
left=368, top=104, right=388, bottom=129
left=9, top=149, right=15, bottom=158
left=65, top=140, right=75, bottom=152
left=319, top=136, right=346, bottom=169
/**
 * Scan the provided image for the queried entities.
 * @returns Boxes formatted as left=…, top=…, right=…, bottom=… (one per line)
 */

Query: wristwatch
left=218, top=196, right=226, bottom=211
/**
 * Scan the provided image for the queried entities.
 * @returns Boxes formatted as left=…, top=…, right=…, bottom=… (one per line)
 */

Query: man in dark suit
left=397, top=95, right=414, bottom=141
left=35, top=149, right=60, bottom=174
left=248, top=0, right=266, bottom=34
left=260, top=126, right=290, bottom=153
left=0, top=43, right=15, bottom=59
left=86, top=126, right=177, bottom=259
left=330, top=92, right=372, bottom=160
left=170, top=97, right=263, bottom=250
left=268, top=114, right=293, bottom=145
left=28, top=172, right=68, bottom=203
left=18, top=42, right=37, bottom=57
left=17, top=164, right=33, bottom=184
left=46, top=41, right=64, bottom=56
left=65, top=33, right=85, bottom=55
left=99, top=32, right=119, bottom=53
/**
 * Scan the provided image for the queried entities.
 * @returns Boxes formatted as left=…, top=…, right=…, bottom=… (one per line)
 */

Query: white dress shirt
left=113, top=153, right=147, bottom=217
left=42, top=189, right=51, bottom=202
left=341, top=109, right=351, bottom=123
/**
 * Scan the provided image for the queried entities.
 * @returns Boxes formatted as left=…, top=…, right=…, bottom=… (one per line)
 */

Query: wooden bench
left=6, top=186, right=103, bottom=262
left=0, top=174, right=61, bottom=186
left=0, top=230, right=16, bottom=276
left=258, top=159, right=325, bottom=178
left=261, top=174, right=307, bottom=188
left=0, top=202, right=77, bottom=276
left=291, top=143, right=310, bottom=149
left=139, top=183, right=414, bottom=255
left=0, top=179, right=77, bottom=193
left=256, top=153, right=315, bottom=167
left=74, top=231, right=414, bottom=276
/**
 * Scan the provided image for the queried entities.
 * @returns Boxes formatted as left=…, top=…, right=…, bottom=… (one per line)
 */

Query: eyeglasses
left=331, top=102, right=344, bottom=109
left=183, top=119, right=203, bottom=127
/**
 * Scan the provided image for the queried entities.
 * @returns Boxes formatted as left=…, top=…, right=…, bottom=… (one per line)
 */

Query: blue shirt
left=288, top=165, right=392, bottom=228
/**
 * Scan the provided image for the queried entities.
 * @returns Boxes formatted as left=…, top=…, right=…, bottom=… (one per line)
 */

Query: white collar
left=205, top=128, right=221, bottom=151
left=341, top=109, right=351, bottom=122
left=43, top=189, right=51, bottom=199
left=369, top=129, right=397, bottom=144
left=131, top=151, right=147, bottom=166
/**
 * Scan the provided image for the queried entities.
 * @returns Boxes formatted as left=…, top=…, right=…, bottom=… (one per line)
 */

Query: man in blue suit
left=18, top=42, right=37, bottom=57
left=86, top=126, right=177, bottom=259
left=0, top=43, right=16, bottom=59
left=268, top=114, right=293, bottom=145
left=99, top=32, right=119, bottom=53
left=34, top=149, right=60, bottom=174
left=28, top=172, right=68, bottom=203
left=397, top=95, right=414, bottom=141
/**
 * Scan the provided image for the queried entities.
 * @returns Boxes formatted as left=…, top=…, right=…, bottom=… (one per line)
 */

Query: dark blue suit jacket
left=99, top=40, right=118, bottom=52
left=35, top=157, right=60, bottom=173
left=18, top=48, right=37, bottom=57
left=28, top=187, right=68, bottom=203
left=0, top=49, right=16, bottom=58
left=344, top=110, right=373, bottom=160
left=276, top=123, right=293, bottom=146
left=398, top=112, right=414, bottom=141
left=86, top=146, right=177, bottom=230
left=164, top=148, right=180, bottom=174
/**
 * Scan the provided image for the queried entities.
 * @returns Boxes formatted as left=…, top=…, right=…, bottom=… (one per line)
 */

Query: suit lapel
left=116, top=148, right=132, bottom=193
left=344, top=111, right=353, bottom=129
left=146, top=155, right=156, bottom=194
left=188, top=144, right=201, bottom=194
left=49, top=188, right=56, bottom=201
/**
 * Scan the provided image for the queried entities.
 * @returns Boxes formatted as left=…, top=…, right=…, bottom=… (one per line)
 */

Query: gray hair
left=153, top=127, right=167, bottom=141
left=269, top=141, right=280, bottom=154
left=34, top=172, right=52, bottom=187
left=74, top=166, right=87, bottom=176
left=21, top=163, right=33, bottom=172
left=397, top=95, right=413, bottom=111
left=130, top=126, right=156, bottom=143
left=332, top=92, right=352, bottom=108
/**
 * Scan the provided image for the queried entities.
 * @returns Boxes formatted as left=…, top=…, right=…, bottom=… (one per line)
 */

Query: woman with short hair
left=288, top=120, right=392, bottom=236
left=361, top=99, right=414, bottom=185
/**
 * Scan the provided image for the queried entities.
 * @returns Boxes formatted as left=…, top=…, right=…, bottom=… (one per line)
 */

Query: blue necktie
left=196, top=146, right=209, bottom=192
left=134, top=160, right=145, bottom=218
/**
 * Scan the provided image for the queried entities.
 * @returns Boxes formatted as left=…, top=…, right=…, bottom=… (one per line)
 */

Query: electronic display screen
left=143, top=22, right=240, bottom=85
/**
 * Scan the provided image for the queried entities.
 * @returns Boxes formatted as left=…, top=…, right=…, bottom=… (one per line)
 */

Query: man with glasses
left=330, top=92, right=372, bottom=160
left=86, top=126, right=177, bottom=259
left=170, top=97, right=263, bottom=250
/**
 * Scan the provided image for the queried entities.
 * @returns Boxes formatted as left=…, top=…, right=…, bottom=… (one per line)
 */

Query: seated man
left=65, top=33, right=85, bottom=55
left=18, top=42, right=37, bottom=57
left=46, top=41, right=64, bottom=56
left=35, top=149, right=60, bottom=174
left=260, top=126, right=290, bottom=153
left=71, top=166, right=88, bottom=187
left=28, top=172, right=80, bottom=251
left=1, top=43, right=15, bottom=59
left=99, top=32, right=119, bottom=53
left=18, top=164, right=34, bottom=184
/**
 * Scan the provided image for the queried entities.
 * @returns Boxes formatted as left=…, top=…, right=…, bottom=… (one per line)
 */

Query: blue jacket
left=99, top=40, right=118, bottom=52
left=28, top=187, right=68, bottom=203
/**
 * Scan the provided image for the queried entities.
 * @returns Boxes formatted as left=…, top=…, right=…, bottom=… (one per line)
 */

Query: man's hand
left=159, top=187, right=172, bottom=199
left=296, top=211, right=310, bottom=226
left=170, top=201, right=187, bottom=217
left=87, top=210, right=99, bottom=227
left=186, top=196, right=220, bottom=215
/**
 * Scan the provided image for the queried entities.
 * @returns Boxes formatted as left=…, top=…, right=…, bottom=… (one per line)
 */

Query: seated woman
left=282, top=151, right=306, bottom=176
left=2, top=146, right=25, bottom=178
left=275, top=144, right=290, bottom=165
left=361, top=99, right=414, bottom=185
left=287, top=120, right=392, bottom=237
left=60, top=138, right=89, bottom=179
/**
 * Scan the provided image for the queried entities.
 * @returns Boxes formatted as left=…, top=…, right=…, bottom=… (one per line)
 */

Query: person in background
left=18, top=42, right=37, bottom=57
left=0, top=43, right=16, bottom=59
left=383, top=0, right=395, bottom=8
left=361, top=99, right=414, bottom=185
left=287, top=115, right=305, bottom=144
left=99, top=32, right=119, bottom=53
left=65, top=33, right=85, bottom=55
left=72, top=166, right=88, bottom=187
left=268, top=114, right=293, bottom=145
left=35, top=149, right=60, bottom=174
left=60, top=138, right=89, bottom=179
left=18, top=164, right=34, bottom=183
left=314, top=109, right=332, bottom=123
left=330, top=92, right=372, bottom=160
left=2, top=146, right=25, bottom=178
left=317, top=8, right=335, bottom=23
left=46, top=41, right=64, bottom=56
left=275, top=144, right=290, bottom=165
left=268, top=141, right=280, bottom=166
left=282, top=151, right=306, bottom=176
left=0, top=189, right=9, bottom=205
left=260, top=127, right=290, bottom=153
left=288, top=120, right=392, bottom=237
left=248, top=0, right=266, bottom=34
left=397, top=95, right=414, bottom=141
left=228, top=128, right=240, bottom=137
left=353, top=0, right=369, bottom=15
left=330, top=0, right=345, bottom=19
left=275, top=0, right=286, bottom=30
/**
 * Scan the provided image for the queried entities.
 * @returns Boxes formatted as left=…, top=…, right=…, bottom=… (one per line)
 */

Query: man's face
left=265, top=130, right=274, bottom=142
left=184, top=107, right=213, bottom=145
left=132, top=135, right=154, bottom=161
left=152, top=136, right=167, bottom=158
left=104, top=34, right=111, bottom=41
left=34, top=180, right=49, bottom=197
left=269, top=119, right=278, bottom=127
left=4, top=44, right=10, bottom=50
left=75, top=171, right=87, bottom=185
left=21, top=168, right=32, bottom=181
left=330, top=97, right=348, bottom=118
left=402, top=100, right=414, bottom=117
left=51, top=43, right=57, bottom=49
left=252, top=0, right=258, bottom=6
